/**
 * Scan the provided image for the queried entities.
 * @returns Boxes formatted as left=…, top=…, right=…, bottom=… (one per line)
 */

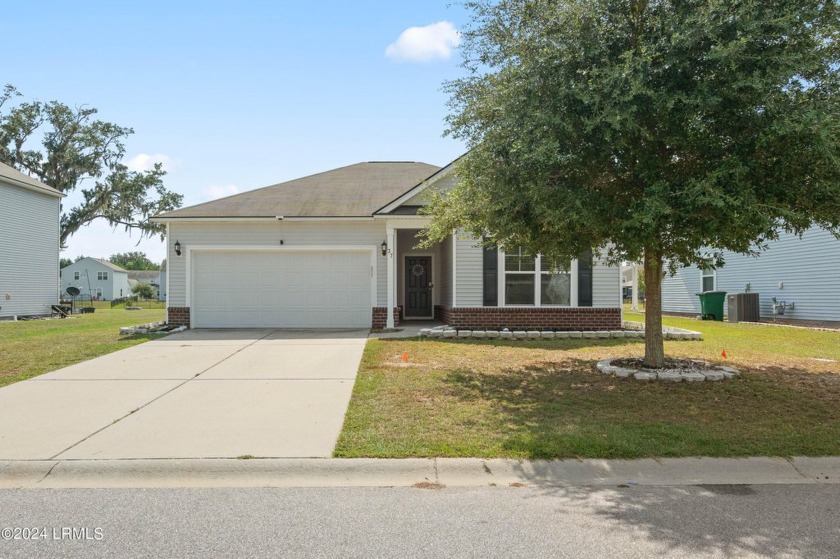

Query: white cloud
left=126, top=153, right=177, bottom=172
left=385, top=21, right=460, bottom=62
left=201, top=184, right=240, bottom=201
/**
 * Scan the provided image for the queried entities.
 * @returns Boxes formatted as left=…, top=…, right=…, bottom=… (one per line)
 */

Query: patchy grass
left=624, top=311, right=840, bottom=365
left=335, top=318, right=840, bottom=459
left=0, top=308, right=165, bottom=388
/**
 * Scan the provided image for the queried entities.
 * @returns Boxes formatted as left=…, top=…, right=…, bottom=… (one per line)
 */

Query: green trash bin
left=697, top=291, right=727, bottom=321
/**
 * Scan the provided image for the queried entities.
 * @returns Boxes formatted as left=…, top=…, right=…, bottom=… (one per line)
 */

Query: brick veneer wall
left=434, top=305, right=621, bottom=331
left=371, top=307, right=402, bottom=329
left=167, top=306, right=191, bottom=327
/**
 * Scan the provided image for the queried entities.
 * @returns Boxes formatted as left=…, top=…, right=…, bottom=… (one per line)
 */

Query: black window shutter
left=483, top=244, right=498, bottom=307
left=578, top=249, right=593, bottom=307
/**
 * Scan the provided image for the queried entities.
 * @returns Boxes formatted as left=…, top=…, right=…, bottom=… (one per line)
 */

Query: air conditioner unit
left=727, top=292, right=760, bottom=323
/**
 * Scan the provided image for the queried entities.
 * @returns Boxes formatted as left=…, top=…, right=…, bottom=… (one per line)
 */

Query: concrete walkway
left=0, top=329, right=368, bottom=460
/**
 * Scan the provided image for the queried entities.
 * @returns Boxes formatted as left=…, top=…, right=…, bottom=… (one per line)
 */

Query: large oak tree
left=424, top=0, right=840, bottom=366
left=0, top=85, right=182, bottom=247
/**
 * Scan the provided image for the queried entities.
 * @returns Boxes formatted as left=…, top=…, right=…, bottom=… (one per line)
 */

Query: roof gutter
left=151, top=216, right=376, bottom=223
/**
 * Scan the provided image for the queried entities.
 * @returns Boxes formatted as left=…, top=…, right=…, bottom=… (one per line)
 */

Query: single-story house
left=0, top=162, right=64, bottom=318
left=60, top=258, right=131, bottom=301
left=661, top=226, right=840, bottom=323
left=153, top=160, right=622, bottom=330
left=127, top=270, right=161, bottom=298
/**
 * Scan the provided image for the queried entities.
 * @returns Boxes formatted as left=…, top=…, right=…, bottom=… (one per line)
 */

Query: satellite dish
left=66, top=287, right=81, bottom=296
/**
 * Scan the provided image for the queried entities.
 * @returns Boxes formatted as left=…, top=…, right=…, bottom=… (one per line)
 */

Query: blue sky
left=2, top=1, right=468, bottom=263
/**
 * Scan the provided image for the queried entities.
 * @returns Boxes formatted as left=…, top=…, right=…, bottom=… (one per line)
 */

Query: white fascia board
left=150, top=217, right=278, bottom=223
left=374, top=158, right=460, bottom=215
left=279, top=216, right=375, bottom=222
left=380, top=217, right=433, bottom=230
left=152, top=216, right=375, bottom=223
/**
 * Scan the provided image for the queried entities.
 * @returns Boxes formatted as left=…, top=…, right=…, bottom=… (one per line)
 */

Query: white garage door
left=191, top=251, right=373, bottom=328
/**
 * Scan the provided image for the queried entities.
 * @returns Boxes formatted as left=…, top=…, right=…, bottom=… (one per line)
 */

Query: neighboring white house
left=0, top=162, right=64, bottom=318
left=661, top=226, right=840, bottom=323
left=153, top=160, right=622, bottom=330
left=60, top=258, right=131, bottom=301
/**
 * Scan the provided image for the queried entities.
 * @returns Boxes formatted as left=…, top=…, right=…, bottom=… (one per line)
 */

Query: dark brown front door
left=405, top=256, right=433, bottom=318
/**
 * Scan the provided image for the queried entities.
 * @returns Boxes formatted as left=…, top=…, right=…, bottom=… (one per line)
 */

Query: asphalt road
left=1, top=484, right=838, bottom=558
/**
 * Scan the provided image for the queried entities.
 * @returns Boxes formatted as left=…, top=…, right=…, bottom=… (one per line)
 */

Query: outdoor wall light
left=174, top=240, right=182, bottom=256
left=381, top=240, right=388, bottom=257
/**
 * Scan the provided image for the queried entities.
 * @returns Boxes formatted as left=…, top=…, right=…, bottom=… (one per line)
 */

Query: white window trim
left=497, top=249, right=578, bottom=308
left=701, top=268, right=716, bottom=292
left=97, top=271, right=109, bottom=281
left=74, top=271, right=80, bottom=280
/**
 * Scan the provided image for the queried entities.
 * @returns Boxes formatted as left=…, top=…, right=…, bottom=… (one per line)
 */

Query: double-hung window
left=701, top=268, right=715, bottom=292
left=503, top=247, right=572, bottom=306
left=73, top=271, right=80, bottom=280
left=97, top=271, right=109, bottom=281
left=504, top=247, right=535, bottom=305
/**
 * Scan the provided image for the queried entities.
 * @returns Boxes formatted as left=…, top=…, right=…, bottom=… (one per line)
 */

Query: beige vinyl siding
left=454, top=232, right=484, bottom=306
left=438, top=235, right=453, bottom=307
left=592, top=251, right=621, bottom=307
left=0, top=183, right=60, bottom=317
left=167, top=221, right=387, bottom=308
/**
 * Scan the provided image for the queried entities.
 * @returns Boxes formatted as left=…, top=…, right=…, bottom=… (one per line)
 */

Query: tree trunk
left=643, top=248, right=665, bottom=367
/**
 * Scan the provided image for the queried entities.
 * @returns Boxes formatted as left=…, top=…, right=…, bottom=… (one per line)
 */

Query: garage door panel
left=192, top=251, right=372, bottom=328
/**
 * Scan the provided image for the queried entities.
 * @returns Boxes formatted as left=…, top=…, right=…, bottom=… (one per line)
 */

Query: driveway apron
left=0, top=329, right=367, bottom=460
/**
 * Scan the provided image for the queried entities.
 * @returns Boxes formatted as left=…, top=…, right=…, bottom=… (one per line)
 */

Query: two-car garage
left=190, top=250, right=374, bottom=328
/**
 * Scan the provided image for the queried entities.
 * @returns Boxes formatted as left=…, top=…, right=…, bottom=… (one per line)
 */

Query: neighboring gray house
left=0, top=162, right=64, bottom=318
left=61, top=258, right=131, bottom=301
left=153, top=160, right=622, bottom=330
left=661, top=226, right=840, bottom=323
left=127, top=270, right=161, bottom=298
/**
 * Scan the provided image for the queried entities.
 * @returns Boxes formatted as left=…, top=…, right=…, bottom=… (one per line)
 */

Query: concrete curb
left=1, top=457, right=839, bottom=489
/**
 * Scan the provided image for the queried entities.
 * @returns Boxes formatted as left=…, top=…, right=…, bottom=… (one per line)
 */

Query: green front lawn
left=335, top=316, right=840, bottom=459
left=0, top=308, right=165, bottom=388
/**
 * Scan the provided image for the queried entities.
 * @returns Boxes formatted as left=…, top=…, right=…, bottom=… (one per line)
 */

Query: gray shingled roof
left=0, top=162, right=63, bottom=197
left=127, top=270, right=160, bottom=282
left=156, top=162, right=440, bottom=219
left=90, top=258, right=128, bottom=272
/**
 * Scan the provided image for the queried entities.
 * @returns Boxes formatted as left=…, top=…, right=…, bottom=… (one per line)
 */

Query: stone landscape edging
left=419, top=320, right=702, bottom=341
left=596, top=357, right=739, bottom=382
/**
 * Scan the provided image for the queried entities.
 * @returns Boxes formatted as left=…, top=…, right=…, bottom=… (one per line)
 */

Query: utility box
left=727, top=293, right=760, bottom=322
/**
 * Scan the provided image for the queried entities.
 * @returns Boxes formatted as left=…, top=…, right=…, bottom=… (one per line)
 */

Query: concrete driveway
left=0, top=329, right=368, bottom=460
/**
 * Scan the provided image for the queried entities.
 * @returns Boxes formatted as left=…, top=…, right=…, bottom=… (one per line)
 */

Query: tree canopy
left=109, top=251, right=160, bottom=270
left=0, top=85, right=183, bottom=246
left=425, top=0, right=840, bottom=365
left=131, top=282, right=156, bottom=299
